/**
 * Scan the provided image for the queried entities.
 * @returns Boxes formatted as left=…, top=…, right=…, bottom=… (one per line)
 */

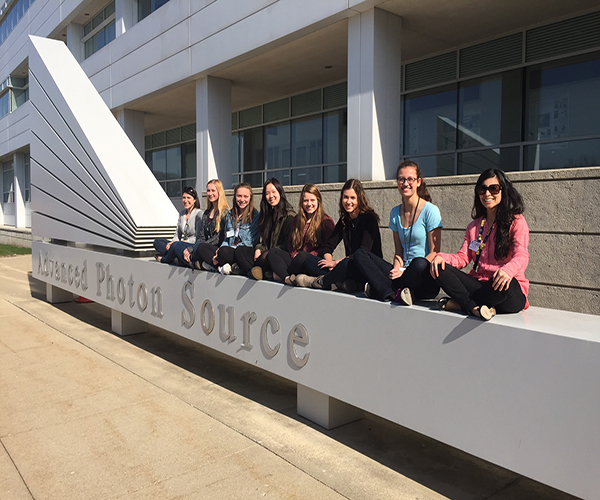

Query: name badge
left=469, top=240, right=481, bottom=252
left=226, top=230, right=235, bottom=238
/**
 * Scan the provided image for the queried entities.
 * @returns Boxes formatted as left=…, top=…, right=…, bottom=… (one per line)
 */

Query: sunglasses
left=476, top=184, right=502, bottom=196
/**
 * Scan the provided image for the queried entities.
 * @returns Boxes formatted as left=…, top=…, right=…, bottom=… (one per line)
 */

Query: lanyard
left=403, top=198, right=420, bottom=264
left=473, top=217, right=493, bottom=272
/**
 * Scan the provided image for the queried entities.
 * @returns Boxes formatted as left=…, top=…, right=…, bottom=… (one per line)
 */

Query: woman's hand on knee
left=492, top=269, right=512, bottom=291
left=430, top=255, right=445, bottom=278
left=254, top=249, right=262, bottom=261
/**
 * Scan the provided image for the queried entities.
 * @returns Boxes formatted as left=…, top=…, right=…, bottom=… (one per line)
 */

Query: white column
left=115, top=0, right=136, bottom=36
left=66, top=23, right=84, bottom=63
left=297, top=384, right=363, bottom=430
left=13, top=153, right=26, bottom=228
left=347, top=8, right=402, bottom=181
left=111, top=309, right=147, bottom=336
left=196, top=76, right=232, bottom=190
left=116, top=109, right=145, bottom=157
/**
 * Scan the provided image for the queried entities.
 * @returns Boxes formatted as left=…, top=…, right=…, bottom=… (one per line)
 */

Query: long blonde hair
left=291, top=184, right=328, bottom=251
left=205, top=179, right=230, bottom=233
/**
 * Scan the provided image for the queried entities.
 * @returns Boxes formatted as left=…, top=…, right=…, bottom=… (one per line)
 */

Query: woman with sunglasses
left=248, top=178, right=296, bottom=280
left=353, top=160, right=442, bottom=303
left=431, top=168, right=529, bottom=321
left=195, top=183, right=259, bottom=274
left=182, top=179, right=230, bottom=269
left=266, top=184, right=335, bottom=284
left=153, top=186, right=203, bottom=265
left=294, top=178, right=382, bottom=291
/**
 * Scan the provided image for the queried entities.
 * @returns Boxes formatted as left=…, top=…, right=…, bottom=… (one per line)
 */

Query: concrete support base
left=46, top=283, right=73, bottom=303
left=111, top=310, right=147, bottom=336
left=297, top=384, right=363, bottom=430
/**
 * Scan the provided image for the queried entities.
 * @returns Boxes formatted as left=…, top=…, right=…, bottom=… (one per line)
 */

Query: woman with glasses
left=353, top=160, right=442, bottom=303
left=154, top=186, right=203, bottom=265
left=431, top=168, right=529, bottom=321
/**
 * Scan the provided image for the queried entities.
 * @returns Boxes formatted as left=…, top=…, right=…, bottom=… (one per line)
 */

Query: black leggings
left=193, top=243, right=218, bottom=266
left=299, top=254, right=364, bottom=289
left=435, top=264, right=526, bottom=313
left=266, top=247, right=292, bottom=282
left=353, top=249, right=439, bottom=301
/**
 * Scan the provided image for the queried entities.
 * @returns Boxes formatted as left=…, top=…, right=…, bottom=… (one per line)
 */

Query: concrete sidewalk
left=0, top=255, right=579, bottom=500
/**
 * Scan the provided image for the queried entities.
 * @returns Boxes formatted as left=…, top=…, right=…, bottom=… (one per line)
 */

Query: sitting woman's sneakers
left=395, top=287, right=413, bottom=306
left=471, top=305, right=496, bottom=321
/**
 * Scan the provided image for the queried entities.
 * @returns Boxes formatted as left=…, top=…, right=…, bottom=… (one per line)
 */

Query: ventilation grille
left=181, top=123, right=195, bottom=142
left=239, top=106, right=262, bottom=128
left=526, top=11, right=600, bottom=62
left=460, top=33, right=523, bottom=77
left=152, top=132, right=165, bottom=148
left=405, top=51, right=457, bottom=91
left=291, top=89, right=321, bottom=116
left=166, top=128, right=181, bottom=145
left=264, top=98, right=289, bottom=122
left=323, top=81, right=347, bottom=109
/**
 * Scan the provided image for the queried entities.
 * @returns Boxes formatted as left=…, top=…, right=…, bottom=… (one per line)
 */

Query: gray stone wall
left=219, top=166, right=600, bottom=315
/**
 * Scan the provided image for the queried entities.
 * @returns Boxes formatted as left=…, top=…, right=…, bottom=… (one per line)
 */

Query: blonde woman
left=184, top=179, right=230, bottom=268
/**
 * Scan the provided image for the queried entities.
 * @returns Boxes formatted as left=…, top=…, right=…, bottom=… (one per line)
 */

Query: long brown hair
left=205, top=179, right=230, bottom=233
left=291, top=184, right=328, bottom=251
left=339, top=179, right=380, bottom=223
left=396, top=160, right=432, bottom=202
left=232, top=183, right=255, bottom=229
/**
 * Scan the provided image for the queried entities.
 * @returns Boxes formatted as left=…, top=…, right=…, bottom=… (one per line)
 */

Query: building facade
left=1, top=0, right=599, bottom=312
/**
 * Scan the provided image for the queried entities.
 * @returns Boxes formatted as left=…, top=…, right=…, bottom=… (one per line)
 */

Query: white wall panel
left=29, top=36, right=177, bottom=249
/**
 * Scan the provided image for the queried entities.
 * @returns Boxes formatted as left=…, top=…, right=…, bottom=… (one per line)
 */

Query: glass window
left=82, top=2, right=115, bottom=59
left=0, top=0, right=36, bottom=47
left=323, top=109, right=347, bottom=164
left=231, top=133, right=240, bottom=173
left=324, top=164, right=347, bottom=184
left=0, top=92, right=9, bottom=118
left=24, top=154, right=30, bottom=202
left=138, top=0, right=170, bottom=22
left=404, top=85, right=457, bottom=156
left=151, top=150, right=166, bottom=181
left=458, top=147, right=520, bottom=175
left=182, top=142, right=196, bottom=179
left=241, top=128, right=264, bottom=173
left=524, top=138, right=600, bottom=171
left=526, top=54, right=600, bottom=142
left=3, top=160, right=14, bottom=203
left=165, top=146, right=181, bottom=180
left=292, top=115, right=322, bottom=167
left=265, top=122, right=290, bottom=170
left=458, top=70, right=522, bottom=148
left=292, top=166, right=321, bottom=186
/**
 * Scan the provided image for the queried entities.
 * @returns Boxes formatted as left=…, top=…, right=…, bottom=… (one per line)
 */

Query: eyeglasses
left=476, top=184, right=502, bottom=196
left=397, top=177, right=418, bottom=185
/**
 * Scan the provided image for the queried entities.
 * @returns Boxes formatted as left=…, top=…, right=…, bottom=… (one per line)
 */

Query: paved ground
left=0, top=255, right=580, bottom=500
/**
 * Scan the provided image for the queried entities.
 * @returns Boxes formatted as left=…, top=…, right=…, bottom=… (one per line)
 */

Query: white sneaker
left=218, top=264, right=232, bottom=275
left=398, top=288, right=413, bottom=306
left=364, top=282, right=376, bottom=299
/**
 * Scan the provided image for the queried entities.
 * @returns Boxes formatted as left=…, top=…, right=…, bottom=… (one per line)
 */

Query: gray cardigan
left=172, top=208, right=203, bottom=244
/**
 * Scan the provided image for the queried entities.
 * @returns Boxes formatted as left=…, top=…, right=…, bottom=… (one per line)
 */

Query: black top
left=201, top=209, right=228, bottom=247
left=321, top=212, right=382, bottom=258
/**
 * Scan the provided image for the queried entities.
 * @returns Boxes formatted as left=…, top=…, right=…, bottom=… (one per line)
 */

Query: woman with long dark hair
left=294, top=178, right=382, bottom=291
left=354, top=160, right=442, bottom=303
left=183, top=179, right=230, bottom=268
left=431, top=168, right=529, bottom=320
left=248, top=178, right=296, bottom=280
left=153, top=186, right=202, bottom=265
left=266, top=184, right=335, bottom=283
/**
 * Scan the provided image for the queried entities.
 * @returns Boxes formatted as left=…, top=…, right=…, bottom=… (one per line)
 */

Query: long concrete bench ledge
left=33, top=241, right=600, bottom=500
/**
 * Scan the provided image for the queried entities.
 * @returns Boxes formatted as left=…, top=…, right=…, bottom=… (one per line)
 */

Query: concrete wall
left=0, top=227, right=33, bottom=247
left=213, top=166, right=600, bottom=316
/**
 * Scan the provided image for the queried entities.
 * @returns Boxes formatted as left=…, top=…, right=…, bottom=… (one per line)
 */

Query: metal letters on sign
left=34, top=246, right=310, bottom=368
